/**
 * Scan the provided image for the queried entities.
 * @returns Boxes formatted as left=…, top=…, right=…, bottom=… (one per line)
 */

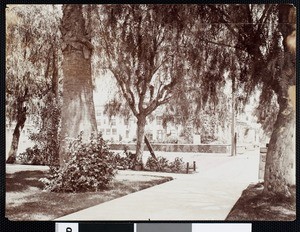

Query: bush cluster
left=17, top=145, right=48, bottom=165
left=113, top=146, right=136, bottom=170
left=40, top=132, right=117, bottom=192
left=145, top=156, right=185, bottom=173
left=29, top=92, right=61, bottom=166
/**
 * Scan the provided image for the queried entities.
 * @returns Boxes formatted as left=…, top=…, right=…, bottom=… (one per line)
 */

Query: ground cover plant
left=113, top=146, right=136, bottom=170
left=226, top=183, right=296, bottom=221
left=6, top=169, right=173, bottom=221
left=17, top=145, right=48, bottom=165
left=145, top=156, right=186, bottom=173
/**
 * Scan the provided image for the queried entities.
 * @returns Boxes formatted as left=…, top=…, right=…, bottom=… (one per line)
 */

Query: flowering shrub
left=40, top=132, right=117, bottom=192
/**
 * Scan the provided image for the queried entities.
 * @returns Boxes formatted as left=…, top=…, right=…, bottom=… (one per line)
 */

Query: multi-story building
left=94, top=104, right=181, bottom=144
left=6, top=103, right=261, bottom=159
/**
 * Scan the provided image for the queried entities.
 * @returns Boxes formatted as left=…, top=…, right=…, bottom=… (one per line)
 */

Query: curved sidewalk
left=56, top=153, right=259, bottom=221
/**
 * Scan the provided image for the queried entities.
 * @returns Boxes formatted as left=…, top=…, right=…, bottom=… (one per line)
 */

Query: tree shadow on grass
left=6, top=171, right=48, bottom=192
left=226, top=183, right=296, bottom=221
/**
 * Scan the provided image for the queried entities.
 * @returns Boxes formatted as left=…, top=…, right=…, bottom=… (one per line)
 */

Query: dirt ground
left=226, top=183, right=296, bottom=221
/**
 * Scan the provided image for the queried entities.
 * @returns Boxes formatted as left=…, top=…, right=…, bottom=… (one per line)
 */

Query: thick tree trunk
left=263, top=98, right=295, bottom=197
left=60, top=4, right=97, bottom=166
left=263, top=6, right=296, bottom=197
left=6, top=104, right=26, bottom=164
left=134, top=115, right=146, bottom=170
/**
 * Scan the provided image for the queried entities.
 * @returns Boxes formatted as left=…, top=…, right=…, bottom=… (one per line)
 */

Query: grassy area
left=226, top=183, right=296, bottom=221
left=6, top=170, right=173, bottom=221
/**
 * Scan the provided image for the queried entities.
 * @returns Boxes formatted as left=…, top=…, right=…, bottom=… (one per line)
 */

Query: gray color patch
left=137, top=223, right=192, bottom=232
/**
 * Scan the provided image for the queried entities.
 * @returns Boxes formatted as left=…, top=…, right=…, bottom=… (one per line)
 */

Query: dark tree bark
left=48, top=43, right=60, bottom=164
left=60, top=4, right=97, bottom=166
left=263, top=96, right=295, bottom=197
left=6, top=99, right=27, bottom=164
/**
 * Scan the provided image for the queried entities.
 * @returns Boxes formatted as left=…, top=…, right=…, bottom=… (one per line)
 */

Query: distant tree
left=253, top=90, right=279, bottom=138
left=59, top=4, right=97, bottom=166
left=95, top=5, right=193, bottom=169
left=161, top=81, right=231, bottom=144
left=103, top=95, right=132, bottom=124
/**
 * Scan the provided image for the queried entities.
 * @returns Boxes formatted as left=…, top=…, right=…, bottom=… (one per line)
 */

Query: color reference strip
left=135, top=223, right=252, bottom=232
left=56, top=223, right=134, bottom=232
left=135, top=223, right=192, bottom=232
left=55, top=223, right=251, bottom=232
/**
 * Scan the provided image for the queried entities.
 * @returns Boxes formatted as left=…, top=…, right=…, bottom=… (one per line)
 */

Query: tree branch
left=257, top=5, right=273, bottom=33
left=198, top=38, right=243, bottom=51
left=207, top=5, right=241, bottom=39
left=110, top=68, right=139, bottom=116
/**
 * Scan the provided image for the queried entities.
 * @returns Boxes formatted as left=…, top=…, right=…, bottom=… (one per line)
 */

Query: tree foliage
left=6, top=5, right=62, bottom=163
left=199, top=4, right=296, bottom=196
left=6, top=4, right=296, bottom=197
left=95, top=5, right=192, bottom=117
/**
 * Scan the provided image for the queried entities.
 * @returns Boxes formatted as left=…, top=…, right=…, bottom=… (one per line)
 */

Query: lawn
left=226, top=183, right=296, bottom=221
left=6, top=169, right=173, bottom=221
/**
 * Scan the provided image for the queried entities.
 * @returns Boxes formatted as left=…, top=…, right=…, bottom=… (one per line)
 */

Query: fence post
left=193, top=161, right=196, bottom=171
left=186, top=162, right=189, bottom=174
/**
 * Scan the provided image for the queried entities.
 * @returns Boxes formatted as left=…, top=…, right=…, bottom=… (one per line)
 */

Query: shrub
left=145, top=156, right=185, bottom=173
left=145, top=156, right=169, bottom=172
left=169, top=157, right=185, bottom=173
left=113, top=147, right=135, bottom=170
left=17, top=145, right=47, bottom=165
left=40, top=132, right=117, bottom=192
left=29, top=92, right=61, bottom=166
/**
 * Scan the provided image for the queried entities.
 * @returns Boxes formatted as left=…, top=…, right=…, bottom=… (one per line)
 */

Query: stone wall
left=109, top=143, right=231, bottom=153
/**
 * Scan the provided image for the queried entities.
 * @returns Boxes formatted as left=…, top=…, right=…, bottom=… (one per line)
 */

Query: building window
left=96, top=120, right=101, bottom=126
left=112, top=128, right=117, bottom=135
left=124, top=119, right=129, bottom=126
left=111, top=118, right=116, bottom=126
left=126, top=130, right=129, bottom=138
left=106, top=129, right=111, bottom=135
left=157, top=130, right=163, bottom=141
left=103, top=119, right=106, bottom=125
left=96, top=110, right=102, bottom=116
left=156, top=116, right=162, bottom=125
left=146, top=133, right=153, bottom=141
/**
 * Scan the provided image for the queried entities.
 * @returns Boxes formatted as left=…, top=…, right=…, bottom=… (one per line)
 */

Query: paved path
left=56, top=152, right=259, bottom=221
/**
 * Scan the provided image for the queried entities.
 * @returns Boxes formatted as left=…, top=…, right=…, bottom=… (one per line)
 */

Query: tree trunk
left=263, top=97, right=295, bottom=197
left=6, top=104, right=26, bottom=164
left=49, top=42, right=59, bottom=165
left=263, top=5, right=296, bottom=197
left=134, top=115, right=146, bottom=170
left=59, top=4, right=97, bottom=166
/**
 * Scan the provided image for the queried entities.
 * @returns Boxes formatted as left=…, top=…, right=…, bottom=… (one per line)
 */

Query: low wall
left=109, top=143, right=231, bottom=153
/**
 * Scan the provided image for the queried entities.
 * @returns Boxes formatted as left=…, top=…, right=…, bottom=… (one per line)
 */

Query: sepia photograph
left=5, top=4, right=296, bottom=221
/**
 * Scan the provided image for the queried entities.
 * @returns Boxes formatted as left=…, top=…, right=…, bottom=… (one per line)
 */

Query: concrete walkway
left=56, top=152, right=259, bottom=221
